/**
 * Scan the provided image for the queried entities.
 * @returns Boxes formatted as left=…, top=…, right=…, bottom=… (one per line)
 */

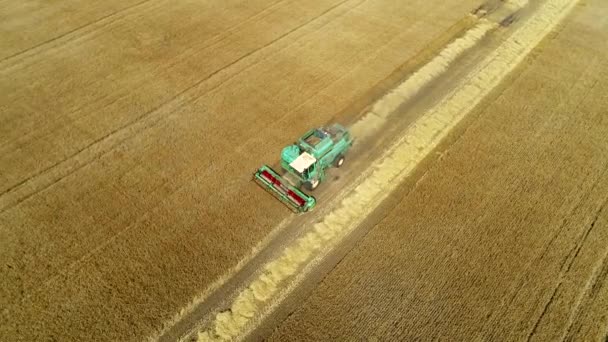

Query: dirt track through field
left=0, top=0, right=486, bottom=341
left=268, top=0, right=608, bottom=340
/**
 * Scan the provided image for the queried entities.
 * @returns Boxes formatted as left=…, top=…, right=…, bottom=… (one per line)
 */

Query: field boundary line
left=0, top=0, right=294, bottom=71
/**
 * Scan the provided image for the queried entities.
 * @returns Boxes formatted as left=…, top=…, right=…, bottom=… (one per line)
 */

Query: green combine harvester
left=254, top=123, right=353, bottom=212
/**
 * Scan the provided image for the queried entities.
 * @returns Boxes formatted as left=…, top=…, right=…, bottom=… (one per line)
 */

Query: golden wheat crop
left=0, top=0, right=483, bottom=341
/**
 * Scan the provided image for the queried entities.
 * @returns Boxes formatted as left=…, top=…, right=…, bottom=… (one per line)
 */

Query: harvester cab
left=254, top=123, right=353, bottom=213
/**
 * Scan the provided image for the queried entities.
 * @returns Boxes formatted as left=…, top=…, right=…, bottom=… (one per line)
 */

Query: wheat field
left=0, top=0, right=486, bottom=341
left=268, top=0, right=608, bottom=340
left=3, top=0, right=606, bottom=341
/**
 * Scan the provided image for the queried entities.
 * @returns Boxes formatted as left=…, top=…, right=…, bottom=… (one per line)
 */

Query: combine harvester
left=254, top=123, right=353, bottom=213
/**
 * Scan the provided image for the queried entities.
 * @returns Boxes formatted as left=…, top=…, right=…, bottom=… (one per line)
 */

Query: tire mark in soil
left=0, top=0, right=162, bottom=69
left=526, top=175, right=608, bottom=341
left=0, top=0, right=364, bottom=309
left=0, top=0, right=289, bottom=146
left=0, top=0, right=287, bottom=73
left=478, top=58, right=603, bottom=337
left=4, top=190, right=165, bottom=309
left=268, top=3, right=416, bottom=132
left=0, top=0, right=359, bottom=213
left=560, top=204, right=608, bottom=341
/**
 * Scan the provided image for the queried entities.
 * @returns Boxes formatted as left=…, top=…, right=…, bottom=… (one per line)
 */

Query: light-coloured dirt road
left=268, top=0, right=608, bottom=340
left=0, top=0, right=484, bottom=341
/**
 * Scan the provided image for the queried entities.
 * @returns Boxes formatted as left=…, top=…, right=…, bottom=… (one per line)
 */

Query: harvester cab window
left=304, top=163, right=314, bottom=177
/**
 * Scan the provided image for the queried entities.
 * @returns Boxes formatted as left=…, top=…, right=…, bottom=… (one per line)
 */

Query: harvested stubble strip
left=350, top=19, right=498, bottom=141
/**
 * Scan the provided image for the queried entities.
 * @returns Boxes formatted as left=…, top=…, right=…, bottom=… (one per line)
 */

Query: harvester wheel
left=335, top=155, right=345, bottom=168
left=305, top=179, right=319, bottom=191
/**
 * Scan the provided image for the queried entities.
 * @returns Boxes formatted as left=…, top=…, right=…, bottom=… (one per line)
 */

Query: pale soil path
left=268, top=0, right=608, bottom=340
left=0, top=0, right=483, bottom=341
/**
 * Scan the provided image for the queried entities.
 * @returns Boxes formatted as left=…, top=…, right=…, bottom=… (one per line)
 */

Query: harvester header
left=255, top=165, right=316, bottom=212
left=254, top=123, right=353, bottom=213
